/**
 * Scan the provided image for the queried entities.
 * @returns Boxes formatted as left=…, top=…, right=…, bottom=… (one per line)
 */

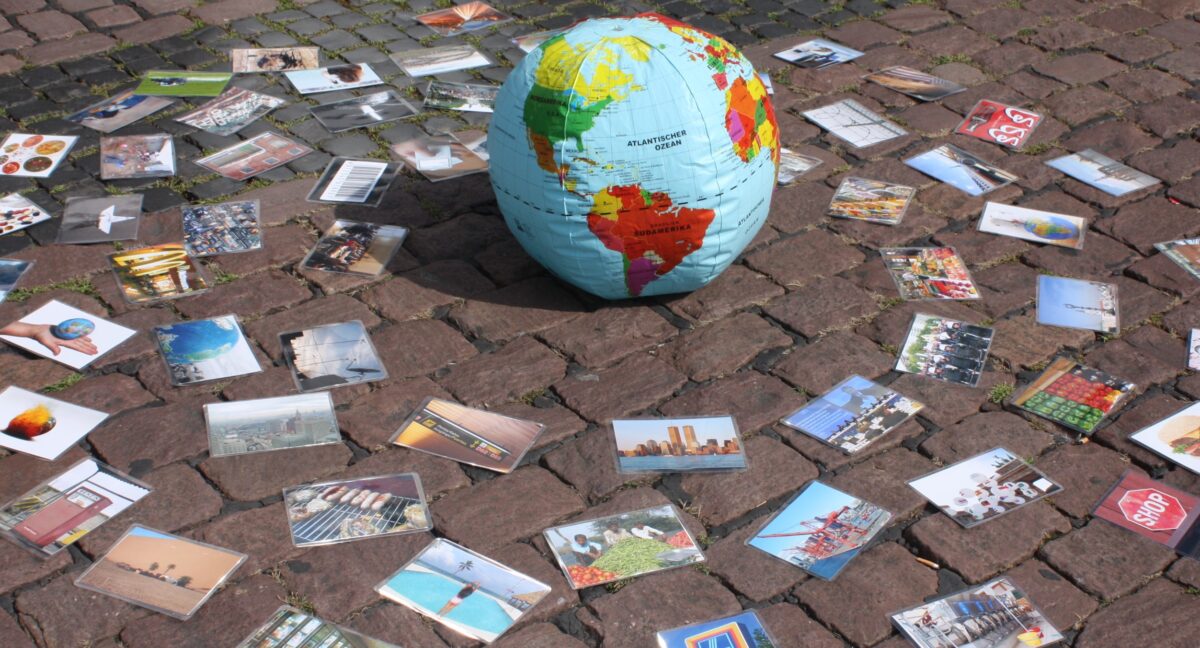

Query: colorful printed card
left=1036, top=275, right=1119, bottom=333
left=1046, top=149, right=1160, bottom=196
left=415, top=1, right=512, bottom=36
left=300, top=219, right=408, bottom=275
left=1129, top=401, right=1200, bottom=475
left=611, top=416, right=747, bottom=473
left=979, top=202, right=1086, bottom=249
left=908, top=447, right=1062, bottom=528
left=134, top=71, right=231, bottom=97
left=57, top=194, right=142, bottom=244
left=774, top=38, right=862, bottom=68
left=109, top=244, right=209, bottom=304
left=782, top=375, right=924, bottom=454
left=1094, top=470, right=1200, bottom=559
left=896, top=313, right=993, bottom=387
left=99, top=134, right=175, bottom=180
left=0, top=133, right=77, bottom=178
left=657, top=611, right=777, bottom=648
left=283, top=473, right=430, bottom=547
left=237, top=606, right=400, bottom=648
left=955, top=100, right=1042, bottom=149
left=863, top=66, right=965, bottom=102
left=828, top=177, right=915, bottom=225
left=905, top=144, right=1017, bottom=196
left=195, top=132, right=312, bottom=181
left=230, top=47, right=319, bottom=73
left=1012, top=357, right=1135, bottom=435
left=280, top=321, right=387, bottom=392
left=175, top=87, right=286, bottom=136
left=892, top=578, right=1064, bottom=648
left=206, top=393, right=340, bottom=458
left=0, top=299, right=136, bottom=370
left=1155, top=238, right=1200, bottom=281
left=880, top=247, right=980, bottom=300
left=153, top=315, right=261, bottom=386
left=66, top=90, right=174, bottom=133
left=0, top=193, right=51, bottom=236
left=0, top=386, right=108, bottom=460
left=777, top=148, right=822, bottom=184
left=392, top=397, right=542, bottom=473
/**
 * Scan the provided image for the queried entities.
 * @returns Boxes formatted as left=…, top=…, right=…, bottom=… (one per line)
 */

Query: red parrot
left=3, top=405, right=56, bottom=440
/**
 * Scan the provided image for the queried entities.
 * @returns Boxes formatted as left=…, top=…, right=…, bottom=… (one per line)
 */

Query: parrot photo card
left=0, top=386, right=108, bottom=460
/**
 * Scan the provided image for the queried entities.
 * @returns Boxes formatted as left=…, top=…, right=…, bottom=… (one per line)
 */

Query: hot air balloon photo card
left=0, top=299, right=136, bottom=370
left=1129, top=402, right=1200, bottom=475
left=0, top=386, right=108, bottom=460
left=282, top=472, right=430, bottom=547
left=391, top=397, right=543, bottom=474
left=908, top=447, right=1062, bottom=528
left=656, top=610, right=778, bottom=648
left=280, top=320, right=387, bottom=392
left=56, top=194, right=142, bottom=244
left=1093, top=470, right=1200, bottom=558
left=109, top=244, right=211, bottom=304
left=1011, top=357, right=1135, bottom=436
left=153, top=315, right=262, bottom=386
left=978, top=202, right=1086, bottom=250
left=890, top=577, right=1064, bottom=648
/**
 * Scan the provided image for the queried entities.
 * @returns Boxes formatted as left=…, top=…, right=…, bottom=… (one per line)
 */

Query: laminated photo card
left=1011, top=356, right=1134, bottom=435
left=57, top=194, right=142, bottom=244
left=863, top=66, right=965, bottom=102
left=656, top=610, right=778, bottom=648
left=230, top=47, right=320, bottom=73
left=237, top=606, right=400, bottom=647
left=908, top=447, right=1062, bottom=528
left=390, top=44, right=493, bottom=78
left=205, top=392, right=340, bottom=457
left=181, top=200, right=262, bottom=256
left=828, top=177, right=915, bottom=225
left=0, top=133, right=77, bottom=178
left=1156, top=238, right=1200, bottom=281
left=134, top=71, right=231, bottom=97
left=195, top=132, right=312, bottom=181
left=978, top=202, right=1086, bottom=250
left=0, top=258, right=33, bottom=303
left=0, top=299, right=135, bottom=370
left=611, top=415, right=747, bottom=474
left=283, top=473, right=430, bottom=547
left=891, top=577, right=1064, bottom=648
left=802, top=99, right=907, bottom=149
left=777, top=148, right=822, bottom=184
left=0, top=193, right=52, bottom=236
left=66, top=90, right=174, bottom=133
left=781, top=375, right=923, bottom=455
left=153, top=315, right=262, bottom=386
left=416, top=1, right=512, bottom=36
left=1036, top=275, right=1119, bottom=333
left=905, top=144, right=1017, bottom=196
left=280, top=320, right=387, bottom=392
left=392, top=397, right=543, bottom=474
left=1129, top=401, right=1200, bottom=475
left=99, top=134, right=175, bottom=180
left=1094, top=470, right=1200, bottom=559
left=774, top=38, right=862, bottom=68
left=284, top=64, right=383, bottom=94
left=305, top=159, right=402, bottom=207
left=0, top=386, right=108, bottom=460
left=1046, top=148, right=1159, bottom=196
left=174, top=87, right=286, bottom=137
left=309, top=90, right=419, bottom=133
left=880, top=247, right=980, bottom=301
left=896, top=313, right=993, bottom=387
left=955, top=100, right=1042, bottom=149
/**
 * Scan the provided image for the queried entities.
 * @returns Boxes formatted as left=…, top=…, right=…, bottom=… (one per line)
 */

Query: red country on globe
left=1119, top=488, right=1187, bottom=531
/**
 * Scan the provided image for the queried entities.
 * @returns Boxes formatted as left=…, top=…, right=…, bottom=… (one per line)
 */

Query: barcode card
left=307, top=157, right=400, bottom=207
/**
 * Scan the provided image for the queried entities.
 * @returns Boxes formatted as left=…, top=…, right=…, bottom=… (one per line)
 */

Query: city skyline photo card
left=611, top=415, right=747, bottom=474
left=204, top=392, right=341, bottom=458
left=174, top=87, right=286, bottom=137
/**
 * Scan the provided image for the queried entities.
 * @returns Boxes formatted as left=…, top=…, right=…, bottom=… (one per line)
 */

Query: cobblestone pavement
left=2, top=0, right=1200, bottom=646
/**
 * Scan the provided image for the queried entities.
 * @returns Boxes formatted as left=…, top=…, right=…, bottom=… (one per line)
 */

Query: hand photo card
left=182, top=200, right=262, bottom=256
left=978, top=202, right=1086, bottom=250
left=512, top=28, right=564, bottom=53
left=828, top=177, right=915, bottom=225
left=896, top=313, right=993, bottom=387
left=955, top=100, right=1042, bottom=149
left=774, top=38, right=863, bottom=68
left=153, top=314, right=262, bottom=386
left=283, top=473, right=430, bottom=547
left=777, top=148, right=822, bottom=184
left=392, top=397, right=543, bottom=474
left=75, top=525, right=246, bottom=620
left=415, top=1, right=512, bottom=36
left=134, top=71, right=232, bottom=97
left=781, top=375, right=924, bottom=455
left=862, top=66, right=965, bottom=102
left=1094, top=470, right=1200, bottom=559
left=1156, top=239, right=1200, bottom=281
left=657, top=610, right=777, bottom=648
left=230, top=46, right=320, bottom=73
left=0, top=299, right=135, bottom=370
left=0, top=193, right=52, bottom=236
left=0, top=258, right=33, bottom=304
left=375, top=538, right=550, bottom=644
left=110, top=243, right=210, bottom=304
left=544, top=504, right=703, bottom=589
left=881, top=247, right=980, bottom=301
left=301, top=219, right=408, bottom=276
left=0, top=386, right=108, bottom=460
left=909, top=447, right=1062, bottom=528
left=1012, top=357, right=1134, bottom=435
left=391, top=134, right=488, bottom=181
left=390, top=44, right=493, bottom=78
left=891, top=577, right=1064, bottom=648
left=1046, top=148, right=1160, bottom=196
left=423, top=80, right=499, bottom=113
left=206, top=392, right=340, bottom=458
left=195, top=132, right=312, bottom=181
left=802, top=99, right=907, bottom=148
left=99, top=134, right=175, bottom=180
left=309, top=90, right=419, bottom=133
left=57, top=194, right=142, bottom=244
left=280, top=320, right=387, bottom=392
left=237, top=606, right=401, bottom=648
left=284, top=63, right=383, bottom=94
left=174, top=87, right=287, bottom=137
left=905, top=144, right=1017, bottom=196
left=746, top=481, right=891, bottom=580
left=0, top=133, right=77, bottom=178
left=1036, top=275, right=1118, bottom=333
left=66, top=90, right=174, bottom=133
left=0, top=458, right=150, bottom=558
left=306, top=159, right=402, bottom=207
left=1129, top=401, right=1200, bottom=475
left=612, top=415, right=747, bottom=474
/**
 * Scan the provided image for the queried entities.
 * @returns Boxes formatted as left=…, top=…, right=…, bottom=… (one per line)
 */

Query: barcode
left=320, top=161, right=387, bottom=202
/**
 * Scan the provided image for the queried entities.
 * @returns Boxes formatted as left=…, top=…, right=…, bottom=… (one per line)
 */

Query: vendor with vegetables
left=629, top=522, right=665, bottom=540
left=602, top=521, right=633, bottom=546
left=569, top=534, right=603, bottom=566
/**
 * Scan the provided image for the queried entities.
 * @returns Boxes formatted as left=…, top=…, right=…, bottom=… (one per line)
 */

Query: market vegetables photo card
left=908, top=447, right=1062, bottom=528
left=781, top=375, right=923, bottom=455
left=978, top=201, right=1086, bottom=250
left=1094, top=470, right=1200, bottom=559
left=657, top=610, right=778, bottom=648
left=1129, top=401, right=1200, bottom=475
left=280, top=320, right=387, bottom=392
left=1011, top=357, right=1134, bottom=435
left=611, top=415, right=747, bottom=474
left=891, top=577, right=1064, bottom=648
left=153, top=314, right=261, bottom=386
left=881, top=247, right=980, bottom=301
left=204, top=392, right=340, bottom=458
left=237, top=606, right=399, bottom=648
left=0, top=386, right=108, bottom=460
left=392, top=397, right=543, bottom=474
left=283, top=473, right=430, bottom=547
left=895, top=313, right=993, bottom=387
left=0, top=299, right=136, bottom=370
left=1036, top=275, right=1119, bottom=333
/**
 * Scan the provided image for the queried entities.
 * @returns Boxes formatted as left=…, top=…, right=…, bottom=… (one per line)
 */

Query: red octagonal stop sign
left=1119, top=488, right=1186, bottom=531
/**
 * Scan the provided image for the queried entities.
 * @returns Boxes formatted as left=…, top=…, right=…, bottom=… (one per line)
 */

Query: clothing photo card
left=0, top=299, right=135, bottom=370
left=908, top=447, right=1062, bottom=528
left=905, top=144, right=1017, bottom=196
left=391, top=134, right=488, bottom=181
left=955, top=100, right=1042, bottom=149
left=781, top=375, right=924, bottom=455
left=230, top=47, right=320, bottom=73
left=978, top=202, right=1086, bottom=250
left=392, top=397, right=543, bottom=474
left=612, top=415, right=747, bottom=474
left=881, top=247, right=980, bottom=301
left=237, top=606, right=400, bottom=648
left=134, top=71, right=232, bottom=97
left=0, top=133, right=77, bottom=178
left=774, top=38, right=862, bottom=68
left=415, top=1, right=512, bottom=36
left=1094, top=470, right=1200, bottom=559
left=828, top=177, right=916, bottom=225
left=284, top=64, right=383, bottom=94
left=0, top=193, right=52, bottom=236
left=0, top=258, right=33, bottom=303
left=306, top=159, right=401, bottom=207
left=1011, top=356, right=1134, bottom=436
left=153, top=314, right=262, bottom=386
left=1036, top=275, right=1119, bottom=333
left=1046, top=148, right=1160, bottom=197
left=99, top=134, right=175, bottom=180
left=181, top=200, right=262, bottom=256
left=1129, top=401, right=1200, bottom=475
left=174, top=87, right=286, bottom=137
left=1156, top=239, right=1200, bottom=281
left=423, top=80, right=499, bottom=113
left=110, top=244, right=209, bottom=304
left=194, top=132, right=312, bottom=181
left=891, top=577, right=1064, bottom=648
left=896, top=313, right=993, bottom=387
left=657, top=610, right=777, bottom=648
left=0, top=386, right=107, bottom=460
left=309, top=90, right=419, bottom=133
left=390, top=44, right=493, bottom=78
left=206, top=392, right=340, bottom=458
left=280, top=320, right=387, bottom=392
left=777, top=148, right=823, bottom=184
left=862, top=66, right=966, bottom=102
left=66, top=90, right=174, bottom=133
left=283, top=473, right=430, bottom=547
left=802, top=99, right=907, bottom=149
left=57, top=194, right=142, bottom=244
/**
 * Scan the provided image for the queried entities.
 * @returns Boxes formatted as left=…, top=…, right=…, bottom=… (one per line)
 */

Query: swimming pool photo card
left=392, top=397, right=543, bottom=474
left=1093, top=470, right=1200, bottom=559
left=153, top=314, right=262, bottom=386
left=656, top=610, right=778, bottom=648
left=57, top=194, right=142, bottom=244
left=1129, top=401, right=1200, bottom=475
left=908, top=447, right=1062, bottom=528
left=1046, top=149, right=1160, bottom=196
left=1011, top=356, right=1134, bottom=435
left=0, top=299, right=135, bottom=370
left=1036, top=275, right=1119, bottom=333
left=0, top=386, right=108, bottom=460
left=375, top=538, right=550, bottom=644
left=891, top=577, right=1064, bottom=648
left=283, top=472, right=430, bottom=547
left=781, top=375, right=924, bottom=455
left=978, top=202, right=1086, bottom=250
left=611, top=415, right=747, bottom=474
left=236, top=606, right=401, bottom=648
left=280, top=320, right=387, bottom=392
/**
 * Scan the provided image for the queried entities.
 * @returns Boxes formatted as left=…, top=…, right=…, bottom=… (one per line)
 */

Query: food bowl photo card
left=0, top=133, right=77, bottom=178
left=0, top=386, right=108, bottom=460
left=0, top=299, right=136, bottom=370
left=0, top=193, right=52, bottom=236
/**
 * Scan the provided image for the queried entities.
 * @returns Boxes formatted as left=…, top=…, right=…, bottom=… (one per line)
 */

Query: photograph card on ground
left=67, top=90, right=174, bottom=133
left=0, top=458, right=150, bottom=558
left=1191, top=329, right=1200, bottom=371
left=237, top=606, right=400, bottom=648
left=1012, top=357, right=1134, bottom=435
left=100, top=134, right=175, bottom=180
left=657, top=610, right=777, bottom=648
left=0, top=193, right=51, bottom=236
left=206, top=392, right=340, bottom=458
left=305, top=159, right=401, bottom=207
left=154, top=315, right=261, bottom=386
left=1129, top=402, right=1200, bottom=475
left=181, top=200, right=262, bottom=256
left=392, top=397, right=543, bottom=474
left=0, top=386, right=108, bottom=460
left=881, top=247, right=980, bottom=300
left=1094, top=470, right=1200, bottom=559
left=415, top=1, right=512, bottom=36
left=309, top=90, right=418, bottom=133
left=828, top=177, right=915, bottom=225
left=747, top=481, right=891, bottom=580
left=390, top=44, right=492, bottom=77
left=782, top=375, right=923, bottom=455
left=905, top=144, right=1017, bottom=196
left=774, top=38, right=862, bottom=68
left=454, top=130, right=488, bottom=161
left=375, top=538, right=549, bottom=644
left=909, top=447, right=1062, bottom=528
left=57, top=194, right=142, bottom=244
left=391, top=134, right=488, bottom=181
left=174, top=87, right=286, bottom=137
left=896, top=313, right=993, bottom=387
left=955, top=100, right=1042, bottom=149
left=195, top=132, right=312, bottom=181
left=512, top=28, right=564, bottom=53
left=110, top=244, right=209, bottom=304
left=230, top=47, right=320, bottom=73
left=423, top=80, right=499, bottom=113
left=134, top=71, right=231, bottom=97
left=283, top=473, right=430, bottom=547
left=1046, top=149, right=1160, bottom=196
left=978, top=202, right=1086, bottom=250
left=75, top=525, right=245, bottom=619
left=802, top=99, right=907, bottom=148
left=891, top=577, right=1064, bottom=648
left=280, top=320, right=387, bottom=392
left=0, top=258, right=33, bottom=303
left=777, top=148, right=822, bottom=184
left=301, top=219, right=408, bottom=276
left=863, top=66, right=965, bottom=102
left=612, top=415, right=746, bottom=474
left=0, top=299, right=135, bottom=370
left=0, top=133, right=77, bottom=178
left=1156, top=239, right=1200, bottom=281
left=544, top=504, right=703, bottom=589
left=284, top=64, right=383, bottom=94
left=1036, top=275, right=1119, bottom=333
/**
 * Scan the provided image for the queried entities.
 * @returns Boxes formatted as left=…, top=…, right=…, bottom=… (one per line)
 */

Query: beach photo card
left=747, top=481, right=891, bottom=580
left=280, top=320, right=387, bottom=392
left=230, top=47, right=320, bottom=73
left=390, top=44, right=492, bottom=78
left=0, top=133, right=77, bottom=178
left=392, top=397, right=543, bottom=474
left=891, top=577, right=1064, bottom=648
left=0, top=258, right=33, bottom=303
left=423, top=80, right=499, bottom=113
left=978, top=202, right=1086, bottom=250
left=1094, top=470, right=1200, bottom=559
left=828, top=177, right=915, bottom=225
left=309, top=90, right=419, bottom=133
left=777, top=148, right=823, bottom=184
left=391, top=134, right=488, bottom=181
left=301, top=219, right=408, bottom=276
left=1046, top=149, right=1160, bottom=196
left=1156, top=239, right=1200, bottom=281
left=1036, top=275, right=1119, bottom=333
left=0, top=458, right=150, bottom=558
left=175, top=87, right=286, bottom=137
left=0, top=386, right=108, bottom=460
left=612, top=415, right=747, bottom=474
left=134, top=71, right=232, bottom=97
left=206, top=392, right=340, bottom=458
left=905, top=144, right=1018, bottom=196
left=416, top=1, right=512, bottom=36
left=182, top=200, right=262, bottom=256
left=657, top=610, right=777, bottom=648
left=1129, top=402, right=1200, bottom=475
left=896, top=313, right=993, bottom=387
left=544, top=504, right=704, bottom=589
left=0, top=193, right=52, bottom=236
left=1012, top=357, right=1134, bottom=435
left=283, top=473, right=430, bottom=547
left=66, top=90, right=174, bottom=133
left=100, top=134, right=175, bottom=180
left=774, top=38, right=862, bottom=68
left=306, top=159, right=401, bottom=207
left=881, top=247, right=980, bottom=301
left=57, top=194, right=142, bottom=244
left=375, top=538, right=550, bottom=644
left=955, top=100, right=1042, bottom=149
left=781, top=375, right=924, bottom=455
left=109, top=244, right=209, bottom=304
left=284, top=64, right=383, bottom=94
left=802, top=99, right=907, bottom=149
left=154, top=315, right=262, bottom=386
left=195, top=132, right=312, bottom=181
left=863, top=66, right=965, bottom=102
left=0, top=299, right=135, bottom=370
left=75, top=525, right=246, bottom=619
left=237, top=606, right=400, bottom=648
left=909, top=447, right=1062, bottom=528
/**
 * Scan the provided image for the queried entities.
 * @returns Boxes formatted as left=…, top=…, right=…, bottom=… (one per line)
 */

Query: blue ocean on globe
left=52, top=318, right=95, bottom=340
left=157, top=318, right=239, bottom=363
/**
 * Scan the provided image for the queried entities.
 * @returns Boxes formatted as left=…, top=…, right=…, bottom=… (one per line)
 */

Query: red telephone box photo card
left=1093, top=470, right=1200, bottom=559
left=955, top=100, right=1042, bottom=149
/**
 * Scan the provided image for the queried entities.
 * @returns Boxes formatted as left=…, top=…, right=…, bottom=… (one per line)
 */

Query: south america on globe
left=489, top=13, right=779, bottom=299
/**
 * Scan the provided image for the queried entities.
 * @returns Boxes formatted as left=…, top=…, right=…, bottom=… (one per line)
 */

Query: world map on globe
left=489, top=13, right=779, bottom=298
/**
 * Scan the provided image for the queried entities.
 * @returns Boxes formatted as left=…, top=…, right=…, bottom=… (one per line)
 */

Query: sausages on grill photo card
left=283, top=473, right=430, bottom=547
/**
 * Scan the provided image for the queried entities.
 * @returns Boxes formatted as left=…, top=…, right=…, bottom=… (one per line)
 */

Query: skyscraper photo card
left=611, top=415, right=747, bottom=474
left=205, top=392, right=340, bottom=458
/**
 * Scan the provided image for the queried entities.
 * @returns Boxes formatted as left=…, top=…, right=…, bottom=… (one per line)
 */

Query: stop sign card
left=955, top=100, right=1042, bottom=149
left=1094, top=470, right=1200, bottom=558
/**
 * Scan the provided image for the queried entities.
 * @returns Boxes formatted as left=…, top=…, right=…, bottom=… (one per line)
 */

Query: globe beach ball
left=489, top=13, right=779, bottom=299
left=51, top=318, right=95, bottom=340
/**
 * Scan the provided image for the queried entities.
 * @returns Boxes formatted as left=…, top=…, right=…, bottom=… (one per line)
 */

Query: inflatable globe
left=489, top=13, right=779, bottom=299
left=51, top=318, right=95, bottom=340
